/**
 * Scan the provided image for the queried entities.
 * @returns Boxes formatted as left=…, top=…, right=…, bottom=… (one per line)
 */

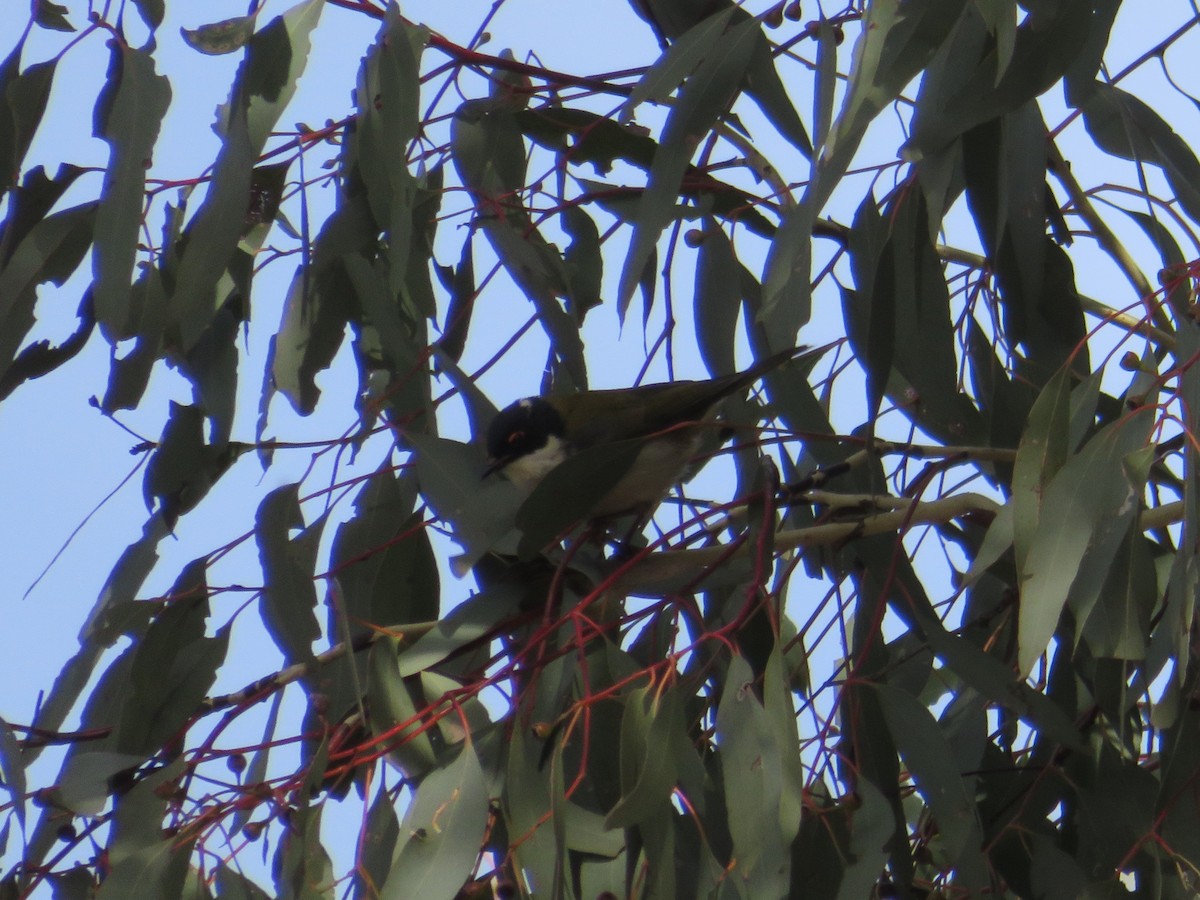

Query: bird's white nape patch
left=501, top=433, right=569, bottom=491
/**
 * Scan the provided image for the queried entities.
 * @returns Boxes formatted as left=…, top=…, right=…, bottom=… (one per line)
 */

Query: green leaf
left=172, top=0, right=324, bottom=349
left=616, top=14, right=760, bottom=320
left=451, top=100, right=586, bottom=385
left=214, top=867, right=271, bottom=899
left=826, top=0, right=961, bottom=164
left=716, top=655, right=790, bottom=895
left=383, top=745, right=489, bottom=899
left=561, top=204, right=603, bottom=320
left=356, top=788, right=400, bottom=896
left=366, top=639, right=437, bottom=779
left=405, top=431, right=523, bottom=574
left=762, top=649, right=804, bottom=846
left=504, top=720, right=564, bottom=893
left=694, top=220, right=740, bottom=378
left=742, top=18, right=812, bottom=157
left=763, top=0, right=960, bottom=338
left=973, top=0, right=1016, bottom=81
left=1066, top=443, right=1154, bottom=642
left=343, top=252, right=424, bottom=396
left=272, top=802, right=334, bottom=900
left=330, top=466, right=436, bottom=634
left=97, top=761, right=196, bottom=900
left=514, top=436, right=648, bottom=556
left=0, top=716, right=26, bottom=831
left=875, top=684, right=988, bottom=888
left=180, top=16, right=257, bottom=55
left=33, top=0, right=74, bottom=32
left=619, top=8, right=737, bottom=119
left=92, top=44, right=171, bottom=340
left=907, top=1, right=1095, bottom=156
left=354, top=12, right=429, bottom=304
left=836, top=774, right=893, bottom=899
left=1081, top=528, right=1156, bottom=661
left=230, top=691, right=282, bottom=838
left=117, top=570, right=228, bottom=756
left=0, top=52, right=56, bottom=202
left=1017, top=409, right=1153, bottom=676
left=844, top=192, right=894, bottom=422
left=1106, top=202, right=1189, bottom=317
left=1063, top=0, right=1120, bottom=105
left=605, top=686, right=681, bottom=829
left=255, top=484, right=323, bottom=666
left=143, top=403, right=245, bottom=530
left=131, top=0, right=164, bottom=31
left=0, top=285, right=94, bottom=402
left=0, top=202, right=95, bottom=378
left=1012, top=365, right=1072, bottom=576
left=396, top=593, right=518, bottom=677
left=262, top=198, right=363, bottom=420
left=812, top=17, right=839, bottom=152
left=883, top=189, right=983, bottom=443
left=1079, top=80, right=1200, bottom=227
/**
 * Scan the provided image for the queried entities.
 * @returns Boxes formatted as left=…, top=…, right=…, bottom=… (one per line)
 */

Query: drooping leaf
left=451, top=99, right=586, bottom=386
left=172, top=0, right=324, bottom=349
left=875, top=684, right=989, bottom=889
left=143, top=402, right=245, bottom=530
left=92, top=44, right=171, bottom=340
left=255, top=484, right=323, bottom=666
left=1012, top=365, right=1072, bottom=576
left=762, top=0, right=961, bottom=335
left=405, top=431, right=523, bottom=574
left=844, top=191, right=894, bottom=424
left=560, top=204, right=603, bottom=320
left=0, top=717, right=26, bottom=832
left=716, top=654, right=791, bottom=896
left=131, top=0, right=164, bottom=31
left=117, top=568, right=228, bottom=756
left=0, top=47, right=56, bottom=200
left=907, top=0, right=1098, bottom=156
left=1079, top=80, right=1200, bottom=227
left=272, top=802, right=334, bottom=900
left=382, top=744, right=489, bottom=899
left=262, top=191, right=365, bottom=422
left=96, top=761, right=197, bottom=899
left=330, top=466, right=436, bottom=636
left=1017, top=409, right=1153, bottom=676
left=619, top=7, right=738, bottom=118
left=365, top=639, right=438, bottom=780
left=605, top=686, right=682, bottom=829
left=694, top=220, right=741, bottom=378
left=356, top=788, right=401, bottom=896
left=616, top=13, right=760, bottom=321
left=0, top=202, right=95, bottom=380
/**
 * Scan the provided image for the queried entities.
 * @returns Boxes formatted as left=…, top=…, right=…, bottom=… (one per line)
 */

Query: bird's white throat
left=502, top=434, right=569, bottom=491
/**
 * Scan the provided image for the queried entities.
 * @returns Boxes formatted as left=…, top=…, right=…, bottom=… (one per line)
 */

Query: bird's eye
left=507, top=430, right=524, bottom=446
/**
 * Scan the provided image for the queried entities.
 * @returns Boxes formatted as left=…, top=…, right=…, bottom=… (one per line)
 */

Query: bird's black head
left=485, top=397, right=567, bottom=471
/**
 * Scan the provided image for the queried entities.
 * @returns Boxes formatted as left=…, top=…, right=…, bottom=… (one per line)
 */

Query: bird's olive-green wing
left=557, top=347, right=802, bottom=448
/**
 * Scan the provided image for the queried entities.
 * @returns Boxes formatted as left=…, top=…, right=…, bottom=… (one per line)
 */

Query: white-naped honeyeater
left=483, top=346, right=816, bottom=526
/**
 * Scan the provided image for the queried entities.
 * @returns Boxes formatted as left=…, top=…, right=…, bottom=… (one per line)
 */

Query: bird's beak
left=482, top=457, right=506, bottom=480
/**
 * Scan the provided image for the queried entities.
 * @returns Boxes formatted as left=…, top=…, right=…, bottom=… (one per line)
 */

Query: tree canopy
left=3, top=0, right=1200, bottom=897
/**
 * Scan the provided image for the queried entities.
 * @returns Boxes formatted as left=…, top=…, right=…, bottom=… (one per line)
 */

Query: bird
left=483, top=346, right=814, bottom=521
